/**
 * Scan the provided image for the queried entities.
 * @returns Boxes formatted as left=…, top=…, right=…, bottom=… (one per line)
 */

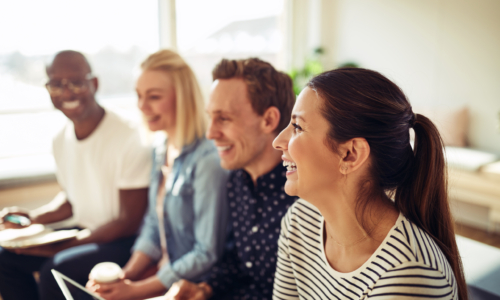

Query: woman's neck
left=311, top=185, right=399, bottom=272
left=161, top=126, right=180, bottom=166
left=165, top=140, right=180, bottom=167
left=165, top=127, right=180, bottom=148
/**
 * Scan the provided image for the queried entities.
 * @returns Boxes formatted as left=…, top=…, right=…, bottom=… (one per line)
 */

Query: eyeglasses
left=45, top=74, right=94, bottom=96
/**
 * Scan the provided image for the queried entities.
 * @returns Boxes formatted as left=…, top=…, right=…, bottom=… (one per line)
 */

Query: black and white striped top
left=273, top=200, right=458, bottom=299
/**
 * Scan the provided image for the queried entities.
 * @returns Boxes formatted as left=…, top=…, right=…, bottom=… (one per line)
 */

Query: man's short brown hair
left=212, top=58, right=295, bottom=132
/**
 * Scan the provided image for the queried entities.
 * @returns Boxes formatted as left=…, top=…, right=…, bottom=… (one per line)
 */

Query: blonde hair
left=141, top=49, right=206, bottom=147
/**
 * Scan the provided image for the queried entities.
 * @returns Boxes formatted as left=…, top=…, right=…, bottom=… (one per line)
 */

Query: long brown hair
left=308, top=68, right=468, bottom=300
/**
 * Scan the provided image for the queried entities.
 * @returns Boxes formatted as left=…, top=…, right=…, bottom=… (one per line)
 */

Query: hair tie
left=409, top=113, right=416, bottom=127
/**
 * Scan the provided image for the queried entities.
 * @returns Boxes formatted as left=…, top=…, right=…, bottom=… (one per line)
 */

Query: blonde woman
left=86, top=50, right=229, bottom=300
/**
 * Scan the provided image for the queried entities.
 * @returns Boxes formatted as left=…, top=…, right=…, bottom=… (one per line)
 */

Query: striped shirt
left=273, top=200, right=458, bottom=299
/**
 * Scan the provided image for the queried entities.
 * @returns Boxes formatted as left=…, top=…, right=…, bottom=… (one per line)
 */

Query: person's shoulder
left=373, top=259, right=457, bottom=299
left=288, top=199, right=321, bottom=217
left=102, top=109, right=141, bottom=135
left=101, top=109, right=150, bottom=149
left=383, top=215, right=455, bottom=274
left=189, top=138, right=225, bottom=172
left=370, top=216, right=459, bottom=298
left=192, top=137, right=217, bottom=156
left=52, top=120, right=72, bottom=147
left=187, top=138, right=220, bottom=165
left=283, top=199, right=322, bottom=230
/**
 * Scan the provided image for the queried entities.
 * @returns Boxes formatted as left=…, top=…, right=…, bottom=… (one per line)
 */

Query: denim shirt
left=133, top=136, right=229, bottom=288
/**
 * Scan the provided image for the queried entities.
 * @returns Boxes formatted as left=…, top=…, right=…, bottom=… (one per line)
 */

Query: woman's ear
left=338, top=138, right=370, bottom=174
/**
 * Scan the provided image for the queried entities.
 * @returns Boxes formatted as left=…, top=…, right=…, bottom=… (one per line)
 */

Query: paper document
left=0, top=224, right=79, bottom=248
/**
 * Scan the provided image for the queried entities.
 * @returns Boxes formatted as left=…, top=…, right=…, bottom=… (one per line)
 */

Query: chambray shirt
left=132, top=137, right=229, bottom=288
left=206, top=163, right=297, bottom=300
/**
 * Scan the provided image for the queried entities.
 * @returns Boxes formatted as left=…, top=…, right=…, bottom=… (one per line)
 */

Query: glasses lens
left=69, top=81, right=87, bottom=94
left=45, top=80, right=87, bottom=95
left=46, top=83, right=62, bottom=95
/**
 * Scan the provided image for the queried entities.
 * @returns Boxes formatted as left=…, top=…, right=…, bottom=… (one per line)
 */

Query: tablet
left=51, top=269, right=105, bottom=300
left=52, top=269, right=165, bottom=300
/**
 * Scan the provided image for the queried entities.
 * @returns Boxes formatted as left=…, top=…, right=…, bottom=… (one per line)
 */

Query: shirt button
left=246, top=261, right=253, bottom=268
left=252, top=226, right=259, bottom=232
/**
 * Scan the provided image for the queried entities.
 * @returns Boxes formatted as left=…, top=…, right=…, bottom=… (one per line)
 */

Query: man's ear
left=338, top=138, right=370, bottom=174
left=261, top=106, right=281, bottom=134
left=90, top=77, right=99, bottom=94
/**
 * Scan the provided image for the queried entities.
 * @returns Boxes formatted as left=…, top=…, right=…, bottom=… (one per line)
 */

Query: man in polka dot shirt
left=165, top=58, right=297, bottom=300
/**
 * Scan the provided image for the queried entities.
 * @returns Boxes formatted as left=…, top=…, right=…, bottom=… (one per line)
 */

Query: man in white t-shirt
left=0, top=50, right=152, bottom=300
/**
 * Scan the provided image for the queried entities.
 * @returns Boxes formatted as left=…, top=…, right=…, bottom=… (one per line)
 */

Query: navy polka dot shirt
left=206, top=163, right=297, bottom=300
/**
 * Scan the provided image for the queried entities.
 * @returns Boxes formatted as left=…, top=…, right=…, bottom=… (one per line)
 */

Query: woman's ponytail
left=396, top=114, right=468, bottom=300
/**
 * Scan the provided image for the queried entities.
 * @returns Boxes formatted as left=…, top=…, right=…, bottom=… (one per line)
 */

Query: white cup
left=90, top=262, right=122, bottom=283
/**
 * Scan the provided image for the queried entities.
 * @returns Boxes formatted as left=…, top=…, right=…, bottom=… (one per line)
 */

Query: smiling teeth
left=283, top=160, right=297, bottom=171
left=217, top=146, right=232, bottom=152
left=62, top=101, right=80, bottom=109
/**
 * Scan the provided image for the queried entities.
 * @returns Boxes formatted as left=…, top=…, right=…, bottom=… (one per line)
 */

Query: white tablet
left=51, top=269, right=106, bottom=300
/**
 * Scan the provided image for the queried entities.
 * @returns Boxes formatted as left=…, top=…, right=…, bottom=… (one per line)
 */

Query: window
left=0, top=0, right=288, bottom=184
left=176, top=0, right=286, bottom=94
left=0, top=0, right=159, bottom=183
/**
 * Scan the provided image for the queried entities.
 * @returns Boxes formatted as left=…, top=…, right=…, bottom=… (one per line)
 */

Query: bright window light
left=0, top=0, right=159, bottom=162
left=176, top=0, right=285, bottom=94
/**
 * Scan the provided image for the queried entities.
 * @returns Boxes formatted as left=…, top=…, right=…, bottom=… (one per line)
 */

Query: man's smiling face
left=206, top=78, right=269, bottom=170
left=46, top=53, right=97, bottom=122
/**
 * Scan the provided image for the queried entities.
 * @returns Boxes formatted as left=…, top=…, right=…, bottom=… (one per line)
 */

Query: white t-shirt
left=52, top=109, right=151, bottom=230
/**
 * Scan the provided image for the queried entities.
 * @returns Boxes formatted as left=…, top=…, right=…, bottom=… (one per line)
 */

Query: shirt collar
left=155, top=136, right=204, bottom=165
left=235, top=162, right=287, bottom=192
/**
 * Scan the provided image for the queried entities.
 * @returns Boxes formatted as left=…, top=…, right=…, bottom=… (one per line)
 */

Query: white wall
left=329, top=0, right=500, bottom=153
left=286, top=0, right=338, bottom=71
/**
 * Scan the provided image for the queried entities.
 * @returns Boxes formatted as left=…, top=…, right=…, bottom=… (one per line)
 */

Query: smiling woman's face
left=136, top=70, right=177, bottom=132
left=273, top=87, right=342, bottom=199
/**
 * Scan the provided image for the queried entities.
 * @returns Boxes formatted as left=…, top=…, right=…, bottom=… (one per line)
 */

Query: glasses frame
left=45, top=73, right=95, bottom=96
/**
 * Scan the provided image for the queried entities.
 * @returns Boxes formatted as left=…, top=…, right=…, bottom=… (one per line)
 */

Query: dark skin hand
left=3, top=188, right=148, bottom=257
left=0, top=207, right=31, bottom=230
left=1, top=192, right=73, bottom=256
left=0, top=191, right=72, bottom=230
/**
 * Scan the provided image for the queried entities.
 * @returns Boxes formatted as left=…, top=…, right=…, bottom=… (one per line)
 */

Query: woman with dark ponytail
left=272, top=68, right=467, bottom=299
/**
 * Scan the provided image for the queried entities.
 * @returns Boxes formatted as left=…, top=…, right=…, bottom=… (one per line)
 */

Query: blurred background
left=0, top=0, right=500, bottom=295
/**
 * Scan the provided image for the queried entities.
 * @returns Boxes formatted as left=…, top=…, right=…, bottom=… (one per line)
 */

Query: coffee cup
left=90, top=262, right=122, bottom=283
